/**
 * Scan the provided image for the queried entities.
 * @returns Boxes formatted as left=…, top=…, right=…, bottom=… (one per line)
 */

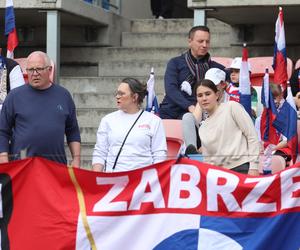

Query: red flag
left=1, top=157, right=300, bottom=249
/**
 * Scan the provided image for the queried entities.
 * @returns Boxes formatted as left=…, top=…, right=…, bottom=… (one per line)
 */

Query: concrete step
left=60, top=76, right=165, bottom=94
left=61, top=47, right=187, bottom=63
left=61, top=64, right=99, bottom=77
left=73, top=92, right=117, bottom=109
left=130, top=18, right=193, bottom=33
left=73, top=92, right=164, bottom=109
left=121, top=32, right=188, bottom=48
left=80, top=127, right=98, bottom=143
left=130, top=18, right=231, bottom=36
left=98, top=60, right=167, bottom=77
left=121, top=30, right=232, bottom=48
left=77, top=108, right=115, bottom=127
left=60, top=46, right=239, bottom=77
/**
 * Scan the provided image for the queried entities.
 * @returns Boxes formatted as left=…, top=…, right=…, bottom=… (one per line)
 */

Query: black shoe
left=185, top=144, right=198, bottom=156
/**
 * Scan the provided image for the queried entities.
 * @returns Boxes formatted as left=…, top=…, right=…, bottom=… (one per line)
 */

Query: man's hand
left=0, top=152, right=9, bottom=164
left=68, top=141, right=81, bottom=168
left=70, top=157, right=81, bottom=168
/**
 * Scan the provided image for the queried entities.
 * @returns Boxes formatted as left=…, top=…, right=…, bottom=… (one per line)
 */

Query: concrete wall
left=120, top=0, right=192, bottom=19
left=121, top=0, right=152, bottom=19
left=188, top=0, right=299, bottom=8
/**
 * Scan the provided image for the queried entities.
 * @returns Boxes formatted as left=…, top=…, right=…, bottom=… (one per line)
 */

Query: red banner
left=0, top=157, right=300, bottom=249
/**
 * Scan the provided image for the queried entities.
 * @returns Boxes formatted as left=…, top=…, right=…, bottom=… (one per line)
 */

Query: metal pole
left=194, top=9, right=206, bottom=26
left=46, top=10, right=60, bottom=84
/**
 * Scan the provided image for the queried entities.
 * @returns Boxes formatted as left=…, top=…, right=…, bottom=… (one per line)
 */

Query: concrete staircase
left=60, top=18, right=235, bottom=168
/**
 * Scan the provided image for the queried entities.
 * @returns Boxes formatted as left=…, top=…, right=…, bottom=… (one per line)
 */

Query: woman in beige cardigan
left=196, top=79, right=260, bottom=175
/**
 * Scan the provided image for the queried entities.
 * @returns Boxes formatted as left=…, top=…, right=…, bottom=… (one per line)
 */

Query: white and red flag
left=5, top=0, right=18, bottom=58
left=239, top=44, right=252, bottom=117
left=272, top=7, right=287, bottom=90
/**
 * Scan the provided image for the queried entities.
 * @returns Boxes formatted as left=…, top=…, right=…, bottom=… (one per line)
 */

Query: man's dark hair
left=188, top=26, right=210, bottom=39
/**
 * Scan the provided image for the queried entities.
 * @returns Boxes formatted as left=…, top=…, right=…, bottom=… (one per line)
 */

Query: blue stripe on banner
left=5, top=6, right=15, bottom=35
left=200, top=213, right=300, bottom=250
left=153, top=229, right=199, bottom=250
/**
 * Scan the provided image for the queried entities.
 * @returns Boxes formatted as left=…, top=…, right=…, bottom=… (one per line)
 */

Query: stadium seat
left=162, top=119, right=184, bottom=159
left=249, top=57, right=293, bottom=86
left=258, top=154, right=286, bottom=174
left=166, top=137, right=183, bottom=159
left=211, top=57, right=233, bottom=68
left=162, top=119, right=184, bottom=141
left=14, top=57, right=55, bottom=83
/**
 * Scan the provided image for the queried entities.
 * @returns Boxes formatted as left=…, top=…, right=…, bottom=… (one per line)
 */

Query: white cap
left=204, top=68, right=226, bottom=85
left=230, top=57, right=252, bottom=71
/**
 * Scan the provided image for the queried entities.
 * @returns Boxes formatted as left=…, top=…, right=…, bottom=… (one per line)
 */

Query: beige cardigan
left=199, top=101, right=260, bottom=170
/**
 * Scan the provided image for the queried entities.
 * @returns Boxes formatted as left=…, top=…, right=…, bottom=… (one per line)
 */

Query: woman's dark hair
left=194, top=79, right=218, bottom=94
left=121, top=77, right=147, bottom=105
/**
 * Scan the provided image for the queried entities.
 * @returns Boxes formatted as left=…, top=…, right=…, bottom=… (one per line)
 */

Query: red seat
left=162, top=119, right=184, bottom=159
left=166, top=137, right=183, bottom=159
left=162, top=119, right=183, bottom=141
left=249, top=57, right=293, bottom=86
left=211, top=57, right=233, bottom=68
left=258, top=154, right=286, bottom=174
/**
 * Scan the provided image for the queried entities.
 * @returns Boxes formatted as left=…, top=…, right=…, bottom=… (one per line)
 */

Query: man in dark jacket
left=159, top=26, right=227, bottom=119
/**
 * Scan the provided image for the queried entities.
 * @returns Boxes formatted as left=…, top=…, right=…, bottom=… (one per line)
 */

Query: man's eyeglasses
left=26, top=66, right=50, bottom=74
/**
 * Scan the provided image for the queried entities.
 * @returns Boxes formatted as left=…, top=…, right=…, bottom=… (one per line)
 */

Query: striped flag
left=260, top=68, right=279, bottom=146
left=238, top=44, right=252, bottom=117
left=5, top=0, right=18, bottom=59
left=273, top=87, right=298, bottom=163
left=272, top=7, right=287, bottom=90
left=146, top=67, right=159, bottom=114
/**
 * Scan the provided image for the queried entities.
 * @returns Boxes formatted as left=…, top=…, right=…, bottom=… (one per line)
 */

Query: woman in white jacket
left=92, top=78, right=167, bottom=172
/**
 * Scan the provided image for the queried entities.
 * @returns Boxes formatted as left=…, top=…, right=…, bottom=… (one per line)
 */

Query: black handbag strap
left=112, top=110, right=144, bottom=170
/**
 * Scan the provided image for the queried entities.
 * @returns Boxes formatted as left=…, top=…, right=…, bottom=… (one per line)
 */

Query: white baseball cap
left=204, top=68, right=226, bottom=85
left=230, top=57, right=252, bottom=71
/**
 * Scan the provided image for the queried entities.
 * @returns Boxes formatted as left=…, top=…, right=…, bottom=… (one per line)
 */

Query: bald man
left=0, top=51, right=81, bottom=166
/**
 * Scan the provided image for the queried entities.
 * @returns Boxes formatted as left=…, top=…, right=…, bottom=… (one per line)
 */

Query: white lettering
left=129, top=169, right=165, bottom=210
left=207, top=169, right=241, bottom=212
left=242, top=176, right=277, bottom=212
left=281, top=168, right=300, bottom=209
left=168, top=164, right=201, bottom=209
left=93, top=176, right=129, bottom=212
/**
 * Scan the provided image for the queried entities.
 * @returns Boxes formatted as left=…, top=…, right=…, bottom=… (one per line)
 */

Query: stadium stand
left=249, top=57, right=293, bottom=86
left=211, top=57, right=233, bottom=68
